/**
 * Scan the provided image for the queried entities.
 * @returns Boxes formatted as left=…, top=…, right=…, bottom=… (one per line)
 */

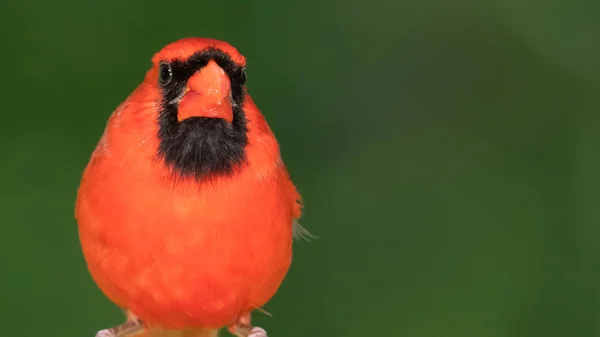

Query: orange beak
left=177, top=60, right=233, bottom=122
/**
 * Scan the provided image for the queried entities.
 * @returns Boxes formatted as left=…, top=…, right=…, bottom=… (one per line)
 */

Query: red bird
left=75, top=38, right=312, bottom=337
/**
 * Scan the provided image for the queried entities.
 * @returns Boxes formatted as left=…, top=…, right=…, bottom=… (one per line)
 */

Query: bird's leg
left=95, top=312, right=145, bottom=337
left=227, top=312, right=268, bottom=337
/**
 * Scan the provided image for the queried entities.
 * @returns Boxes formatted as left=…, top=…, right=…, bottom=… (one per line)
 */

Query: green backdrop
left=2, top=0, right=600, bottom=336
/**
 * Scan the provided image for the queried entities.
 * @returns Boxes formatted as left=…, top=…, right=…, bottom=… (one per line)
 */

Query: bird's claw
left=248, top=327, right=268, bottom=337
left=95, top=330, right=115, bottom=337
left=229, top=325, right=268, bottom=337
left=228, top=312, right=267, bottom=337
left=94, top=318, right=143, bottom=337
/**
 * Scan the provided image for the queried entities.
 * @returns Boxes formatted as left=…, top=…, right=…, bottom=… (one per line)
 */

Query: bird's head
left=131, top=38, right=252, bottom=181
left=150, top=38, right=247, bottom=123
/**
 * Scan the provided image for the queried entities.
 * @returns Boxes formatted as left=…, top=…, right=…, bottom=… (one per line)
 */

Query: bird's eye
left=158, top=62, right=173, bottom=86
left=240, top=68, right=247, bottom=84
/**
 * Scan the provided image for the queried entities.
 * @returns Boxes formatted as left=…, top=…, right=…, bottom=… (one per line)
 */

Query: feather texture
left=75, top=38, right=306, bottom=331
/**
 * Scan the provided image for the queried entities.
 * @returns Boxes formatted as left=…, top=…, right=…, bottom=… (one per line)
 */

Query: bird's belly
left=82, top=220, right=292, bottom=329
left=77, top=181, right=294, bottom=329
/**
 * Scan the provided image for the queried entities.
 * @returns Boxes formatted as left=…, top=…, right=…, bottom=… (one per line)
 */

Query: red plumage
left=75, top=38, right=303, bottom=333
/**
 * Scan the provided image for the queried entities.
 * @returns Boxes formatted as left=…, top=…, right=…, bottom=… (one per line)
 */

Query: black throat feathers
left=156, top=48, right=249, bottom=181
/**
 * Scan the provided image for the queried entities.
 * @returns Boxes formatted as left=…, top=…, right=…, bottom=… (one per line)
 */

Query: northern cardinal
left=75, top=37, right=313, bottom=337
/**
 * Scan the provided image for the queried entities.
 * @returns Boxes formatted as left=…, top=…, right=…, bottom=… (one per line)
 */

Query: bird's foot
left=229, top=326, right=267, bottom=337
left=94, top=318, right=144, bottom=337
left=248, top=327, right=268, bottom=337
left=228, top=312, right=267, bottom=337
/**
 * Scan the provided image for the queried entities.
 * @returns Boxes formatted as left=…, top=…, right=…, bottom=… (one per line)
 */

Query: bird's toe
left=248, top=326, right=268, bottom=337
left=95, top=329, right=115, bottom=337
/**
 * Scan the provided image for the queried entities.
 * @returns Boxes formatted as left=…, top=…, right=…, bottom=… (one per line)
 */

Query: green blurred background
left=2, top=0, right=600, bottom=336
